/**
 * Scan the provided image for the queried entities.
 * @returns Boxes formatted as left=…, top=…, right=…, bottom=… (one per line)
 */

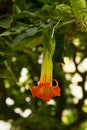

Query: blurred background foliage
left=0, top=0, right=87, bottom=130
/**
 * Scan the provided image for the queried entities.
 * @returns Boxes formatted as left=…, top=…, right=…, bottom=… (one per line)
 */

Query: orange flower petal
left=30, top=83, right=60, bottom=102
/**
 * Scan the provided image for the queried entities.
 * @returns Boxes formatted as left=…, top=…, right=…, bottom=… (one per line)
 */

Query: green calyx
left=40, top=30, right=56, bottom=84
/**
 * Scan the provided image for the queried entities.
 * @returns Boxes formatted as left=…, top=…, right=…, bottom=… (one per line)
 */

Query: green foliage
left=78, top=120, right=87, bottom=130
left=12, top=27, right=38, bottom=48
left=0, top=17, right=13, bottom=28
left=70, top=0, right=87, bottom=31
left=0, top=0, right=87, bottom=130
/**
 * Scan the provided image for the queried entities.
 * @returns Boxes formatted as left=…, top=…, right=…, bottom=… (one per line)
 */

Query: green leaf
left=39, top=21, right=53, bottom=29
left=0, top=31, right=11, bottom=37
left=55, top=4, right=72, bottom=16
left=70, top=0, right=87, bottom=22
left=0, top=17, right=13, bottom=28
left=0, top=26, right=28, bottom=37
left=42, top=4, right=53, bottom=12
left=12, top=27, right=38, bottom=48
left=12, top=32, right=42, bottom=49
left=14, top=11, right=38, bottom=18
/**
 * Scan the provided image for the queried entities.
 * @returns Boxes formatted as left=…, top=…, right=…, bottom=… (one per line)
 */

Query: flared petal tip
left=30, top=83, right=61, bottom=102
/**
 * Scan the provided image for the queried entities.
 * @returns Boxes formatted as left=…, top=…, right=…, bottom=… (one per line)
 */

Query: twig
left=51, top=17, right=63, bottom=38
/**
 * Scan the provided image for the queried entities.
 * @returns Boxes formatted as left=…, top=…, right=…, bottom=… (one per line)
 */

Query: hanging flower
left=31, top=82, right=60, bottom=102
left=30, top=31, right=60, bottom=102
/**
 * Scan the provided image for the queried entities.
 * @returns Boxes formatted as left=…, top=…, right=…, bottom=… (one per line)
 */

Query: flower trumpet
left=30, top=31, right=60, bottom=102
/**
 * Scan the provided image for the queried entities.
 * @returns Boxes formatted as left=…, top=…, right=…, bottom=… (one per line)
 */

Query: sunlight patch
left=38, top=53, right=43, bottom=64
left=14, top=108, right=32, bottom=118
left=73, top=38, right=80, bottom=46
left=6, top=97, right=15, bottom=106
left=47, top=99, right=56, bottom=106
left=19, top=68, right=28, bottom=83
left=69, top=84, right=83, bottom=99
left=63, top=57, right=76, bottom=72
left=78, top=58, right=87, bottom=73
left=73, top=97, right=79, bottom=104
left=0, top=120, right=11, bottom=130
left=71, top=73, right=83, bottom=84
left=62, top=109, right=78, bottom=125
left=25, top=97, right=31, bottom=102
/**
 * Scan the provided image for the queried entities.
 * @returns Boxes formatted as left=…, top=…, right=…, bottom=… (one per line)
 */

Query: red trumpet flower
left=30, top=31, right=60, bottom=102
